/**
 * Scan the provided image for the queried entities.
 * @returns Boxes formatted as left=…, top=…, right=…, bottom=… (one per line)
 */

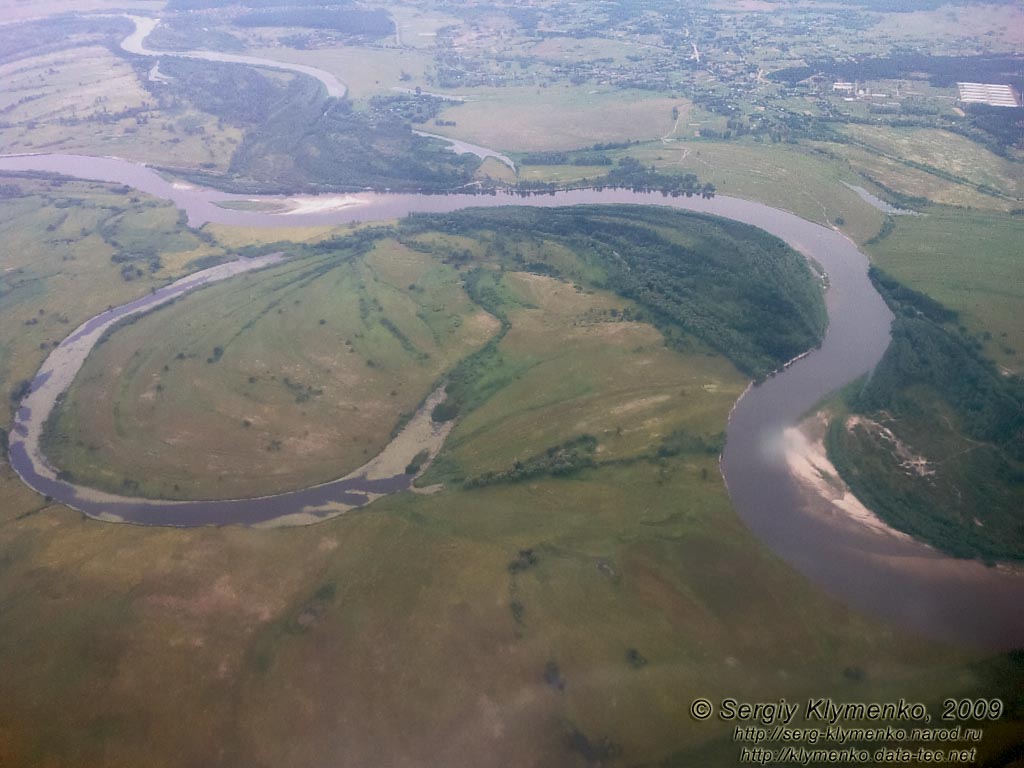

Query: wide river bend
left=2, top=153, right=1023, bottom=647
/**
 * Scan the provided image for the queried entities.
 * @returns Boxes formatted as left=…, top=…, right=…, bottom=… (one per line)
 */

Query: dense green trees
left=829, top=268, right=1024, bottom=561
left=406, top=206, right=827, bottom=379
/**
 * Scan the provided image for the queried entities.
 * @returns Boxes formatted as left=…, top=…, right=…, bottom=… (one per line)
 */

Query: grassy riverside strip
left=41, top=232, right=496, bottom=500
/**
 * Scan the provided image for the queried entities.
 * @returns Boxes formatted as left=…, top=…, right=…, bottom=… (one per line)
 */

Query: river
left=121, top=16, right=348, bottom=99
left=121, top=16, right=514, bottom=169
left=1, top=19, right=1022, bottom=648
left=5, top=246, right=455, bottom=528
left=3, top=152, right=1023, bottom=647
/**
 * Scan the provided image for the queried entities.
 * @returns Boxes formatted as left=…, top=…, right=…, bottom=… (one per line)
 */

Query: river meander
left=0, top=16, right=1021, bottom=648
left=3, top=152, right=1022, bottom=647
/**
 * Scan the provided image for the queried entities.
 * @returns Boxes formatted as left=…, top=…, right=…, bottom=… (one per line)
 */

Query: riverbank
left=783, top=410, right=912, bottom=541
left=2, top=153, right=1022, bottom=646
left=6, top=250, right=456, bottom=527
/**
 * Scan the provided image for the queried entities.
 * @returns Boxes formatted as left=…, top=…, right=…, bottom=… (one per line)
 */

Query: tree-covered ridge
left=828, top=268, right=1024, bottom=561
left=402, top=206, right=827, bottom=379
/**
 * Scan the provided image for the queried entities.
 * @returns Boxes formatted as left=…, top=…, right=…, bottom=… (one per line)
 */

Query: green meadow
left=0, top=3, right=1021, bottom=765
left=865, top=207, right=1024, bottom=374
left=45, top=238, right=497, bottom=499
left=1, top=186, right=1021, bottom=766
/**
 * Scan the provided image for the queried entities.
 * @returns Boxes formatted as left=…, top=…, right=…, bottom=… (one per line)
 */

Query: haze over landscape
left=0, top=0, right=1022, bottom=765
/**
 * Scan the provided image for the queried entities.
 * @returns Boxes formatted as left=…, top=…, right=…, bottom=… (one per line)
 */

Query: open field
left=0, top=191, right=1020, bottom=764
left=388, top=4, right=464, bottom=49
left=426, top=86, right=687, bottom=152
left=245, top=43, right=433, bottom=99
left=46, top=238, right=499, bottom=500
left=867, top=3, right=1024, bottom=53
left=426, top=270, right=744, bottom=484
left=865, top=207, right=1024, bottom=374
left=0, top=45, right=242, bottom=170
left=204, top=221, right=358, bottom=249
left=630, top=141, right=890, bottom=242
left=527, top=35, right=654, bottom=65
left=0, top=0, right=159, bottom=23
left=5, top=451, right=1023, bottom=767
left=815, top=147, right=1011, bottom=212
left=474, top=156, right=517, bottom=184
left=0, top=178, right=224, bottom=410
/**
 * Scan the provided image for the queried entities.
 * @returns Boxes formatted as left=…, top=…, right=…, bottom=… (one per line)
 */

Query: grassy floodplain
left=0, top=177, right=224, bottom=404
left=520, top=139, right=887, bottom=244
left=425, top=269, right=743, bottom=482
left=244, top=43, right=435, bottom=99
left=822, top=131, right=1022, bottom=212
left=0, top=36, right=241, bottom=170
left=4, top=455, right=1021, bottom=767
left=839, top=125, right=1023, bottom=202
left=45, top=204, right=825, bottom=498
left=45, top=238, right=500, bottom=499
left=1, top=189, right=1023, bottom=767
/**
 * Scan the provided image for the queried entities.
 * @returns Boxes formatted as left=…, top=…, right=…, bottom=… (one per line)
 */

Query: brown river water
left=1, top=155, right=1021, bottom=647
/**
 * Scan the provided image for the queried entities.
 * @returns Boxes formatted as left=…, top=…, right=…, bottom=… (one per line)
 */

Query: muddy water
left=1, top=152, right=1021, bottom=648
